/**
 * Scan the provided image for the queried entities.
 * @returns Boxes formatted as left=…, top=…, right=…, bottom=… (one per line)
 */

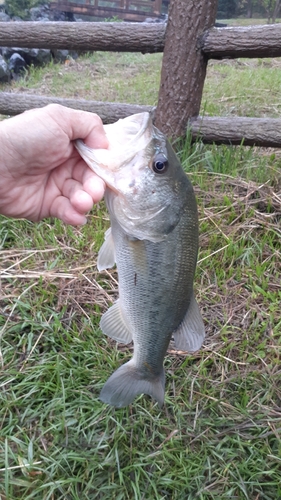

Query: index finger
left=46, top=104, right=109, bottom=150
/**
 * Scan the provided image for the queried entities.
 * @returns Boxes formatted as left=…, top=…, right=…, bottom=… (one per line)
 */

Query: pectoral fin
left=97, top=227, right=116, bottom=271
left=173, top=294, right=205, bottom=352
left=100, top=299, right=132, bottom=344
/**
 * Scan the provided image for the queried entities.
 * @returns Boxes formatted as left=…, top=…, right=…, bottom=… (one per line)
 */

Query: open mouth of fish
left=75, top=112, right=154, bottom=192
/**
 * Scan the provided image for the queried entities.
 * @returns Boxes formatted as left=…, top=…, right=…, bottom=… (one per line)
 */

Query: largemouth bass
left=76, top=112, right=205, bottom=408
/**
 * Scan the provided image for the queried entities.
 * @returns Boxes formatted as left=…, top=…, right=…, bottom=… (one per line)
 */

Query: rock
left=52, top=49, right=79, bottom=62
left=0, top=12, right=11, bottom=22
left=29, top=4, right=52, bottom=21
left=65, top=11, right=75, bottom=21
left=2, top=47, right=51, bottom=66
left=1, top=47, right=17, bottom=60
left=144, top=15, right=167, bottom=23
left=51, top=49, right=70, bottom=63
left=31, top=48, right=52, bottom=66
left=0, top=4, right=78, bottom=77
left=52, top=9, right=67, bottom=21
left=69, top=50, right=79, bottom=60
left=0, top=55, right=9, bottom=82
left=215, top=22, right=228, bottom=27
left=29, top=7, right=43, bottom=21
left=8, top=52, right=26, bottom=75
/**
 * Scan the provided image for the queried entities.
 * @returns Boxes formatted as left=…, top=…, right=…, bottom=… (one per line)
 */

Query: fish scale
left=114, top=211, right=196, bottom=359
left=75, top=112, right=205, bottom=408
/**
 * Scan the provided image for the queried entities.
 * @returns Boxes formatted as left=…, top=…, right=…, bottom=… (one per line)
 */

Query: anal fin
left=173, top=294, right=205, bottom=352
left=100, top=299, right=132, bottom=344
left=97, top=227, right=116, bottom=271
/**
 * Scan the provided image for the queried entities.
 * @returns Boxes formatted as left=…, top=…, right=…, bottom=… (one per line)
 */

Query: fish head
left=76, top=112, right=191, bottom=242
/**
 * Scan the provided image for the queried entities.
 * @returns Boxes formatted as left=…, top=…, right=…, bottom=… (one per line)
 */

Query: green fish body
left=76, top=112, right=205, bottom=408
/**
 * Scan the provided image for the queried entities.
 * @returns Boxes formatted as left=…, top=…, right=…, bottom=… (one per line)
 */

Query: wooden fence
left=1, top=0, right=281, bottom=146
left=49, top=0, right=166, bottom=22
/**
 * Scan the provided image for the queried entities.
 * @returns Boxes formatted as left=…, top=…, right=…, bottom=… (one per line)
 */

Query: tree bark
left=201, top=24, right=281, bottom=58
left=155, top=0, right=218, bottom=138
left=190, top=116, right=281, bottom=148
left=272, top=0, right=281, bottom=23
left=0, top=21, right=165, bottom=52
left=247, top=0, right=253, bottom=18
left=0, top=93, right=155, bottom=123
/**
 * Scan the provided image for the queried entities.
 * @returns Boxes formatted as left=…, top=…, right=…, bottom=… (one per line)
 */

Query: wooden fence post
left=155, top=0, right=218, bottom=139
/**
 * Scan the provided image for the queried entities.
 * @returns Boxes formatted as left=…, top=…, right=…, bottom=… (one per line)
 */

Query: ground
left=0, top=30, right=280, bottom=499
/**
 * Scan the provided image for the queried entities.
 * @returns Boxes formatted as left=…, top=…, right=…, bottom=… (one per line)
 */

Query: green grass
left=4, top=50, right=281, bottom=119
left=204, top=58, right=281, bottom=118
left=0, top=28, right=281, bottom=499
left=2, top=52, right=162, bottom=106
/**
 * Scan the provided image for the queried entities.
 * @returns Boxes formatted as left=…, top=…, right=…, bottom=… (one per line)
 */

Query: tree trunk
left=155, top=0, right=218, bottom=139
left=247, top=0, right=253, bottom=18
left=272, top=0, right=281, bottom=22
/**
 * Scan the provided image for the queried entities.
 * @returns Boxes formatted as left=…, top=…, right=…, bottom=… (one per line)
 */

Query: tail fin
left=100, top=360, right=165, bottom=408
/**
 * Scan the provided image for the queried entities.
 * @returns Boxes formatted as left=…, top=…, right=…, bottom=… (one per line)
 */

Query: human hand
left=0, top=104, right=108, bottom=225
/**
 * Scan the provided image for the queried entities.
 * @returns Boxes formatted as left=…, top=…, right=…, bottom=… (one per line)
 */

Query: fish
left=75, top=112, right=205, bottom=408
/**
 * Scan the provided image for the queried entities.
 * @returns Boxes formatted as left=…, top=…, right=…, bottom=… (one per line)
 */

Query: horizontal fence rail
left=201, top=24, right=281, bottom=58
left=0, top=93, right=155, bottom=123
left=1, top=22, right=281, bottom=57
left=0, top=22, right=165, bottom=52
left=2, top=21, right=281, bottom=143
left=2, top=92, right=280, bottom=148
left=190, top=117, right=281, bottom=148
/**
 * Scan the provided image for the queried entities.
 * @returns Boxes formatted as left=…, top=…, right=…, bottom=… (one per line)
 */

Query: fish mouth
left=75, top=139, right=119, bottom=193
left=75, top=112, right=154, bottom=193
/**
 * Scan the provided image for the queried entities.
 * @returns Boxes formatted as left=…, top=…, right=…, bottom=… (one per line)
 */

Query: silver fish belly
left=75, top=112, right=205, bottom=408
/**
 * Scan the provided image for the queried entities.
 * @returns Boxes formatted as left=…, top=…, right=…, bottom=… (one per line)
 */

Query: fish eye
left=152, top=154, right=168, bottom=174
